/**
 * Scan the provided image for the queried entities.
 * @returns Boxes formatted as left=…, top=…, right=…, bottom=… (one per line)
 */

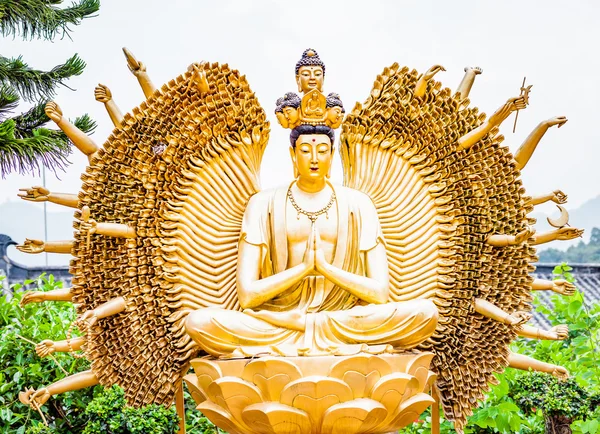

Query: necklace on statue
left=287, top=184, right=336, bottom=223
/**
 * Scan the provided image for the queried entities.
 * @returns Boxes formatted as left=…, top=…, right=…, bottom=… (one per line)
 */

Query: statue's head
left=289, top=125, right=335, bottom=180
left=295, top=48, right=325, bottom=94
left=275, top=92, right=301, bottom=129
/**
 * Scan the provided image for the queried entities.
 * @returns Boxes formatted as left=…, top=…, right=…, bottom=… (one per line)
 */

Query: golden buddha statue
left=16, top=47, right=583, bottom=434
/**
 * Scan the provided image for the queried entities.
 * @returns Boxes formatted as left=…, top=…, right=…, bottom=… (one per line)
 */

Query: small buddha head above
left=325, top=93, right=345, bottom=129
left=295, top=48, right=325, bottom=94
left=275, top=92, right=301, bottom=129
left=289, top=125, right=335, bottom=180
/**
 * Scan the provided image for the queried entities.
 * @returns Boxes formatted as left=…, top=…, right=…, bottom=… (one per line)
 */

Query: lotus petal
left=242, top=402, right=312, bottom=434
left=207, top=376, right=263, bottom=427
left=191, top=358, right=223, bottom=392
left=183, top=373, right=207, bottom=404
left=197, top=400, right=244, bottom=434
left=321, top=398, right=388, bottom=434
left=242, top=357, right=302, bottom=401
left=377, top=393, right=435, bottom=432
left=328, top=355, right=393, bottom=399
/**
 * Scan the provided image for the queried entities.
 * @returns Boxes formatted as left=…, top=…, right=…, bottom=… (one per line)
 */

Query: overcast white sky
left=1, top=0, right=599, bottom=265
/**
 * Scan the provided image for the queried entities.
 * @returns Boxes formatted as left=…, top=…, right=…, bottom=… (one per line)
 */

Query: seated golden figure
left=185, top=123, right=439, bottom=358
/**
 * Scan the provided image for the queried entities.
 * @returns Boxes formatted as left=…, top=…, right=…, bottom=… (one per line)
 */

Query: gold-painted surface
left=184, top=353, right=436, bottom=434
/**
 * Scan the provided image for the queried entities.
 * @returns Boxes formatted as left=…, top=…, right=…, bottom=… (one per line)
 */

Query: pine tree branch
left=0, top=53, right=86, bottom=101
left=0, top=0, right=100, bottom=40
left=0, top=84, right=19, bottom=119
left=0, top=119, right=71, bottom=176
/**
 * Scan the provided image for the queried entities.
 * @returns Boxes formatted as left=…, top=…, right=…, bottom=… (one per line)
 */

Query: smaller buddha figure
left=275, top=92, right=301, bottom=129
left=295, top=48, right=325, bottom=94
left=326, top=93, right=345, bottom=128
left=303, top=89, right=326, bottom=118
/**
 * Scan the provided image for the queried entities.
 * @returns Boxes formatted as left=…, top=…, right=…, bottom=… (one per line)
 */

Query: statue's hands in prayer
left=17, top=239, right=45, bottom=254
left=94, top=84, right=113, bottom=103
left=489, top=96, right=527, bottom=126
left=551, top=279, right=576, bottom=296
left=302, top=225, right=317, bottom=274
left=543, top=116, right=568, bottom=129
left=550, top=190, right=568, bottom=204
left=313, top=226, right=329, bottom=273
left=18, top=186, right=50, bottom=202
left=20, top=291, right=47, bottom=306
left=35, top=340, right=56, bottom=358
left=44, top=101, right=63, bottom=124
left=554, top=227, right=584, bottom=241
left=551, top=325, right=569, bottom=340
left=77, top=310, right=98, bottom=334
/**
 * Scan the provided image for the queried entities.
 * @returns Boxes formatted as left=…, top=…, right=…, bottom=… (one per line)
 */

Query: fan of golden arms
left=275, top=49, right=345, bottom=129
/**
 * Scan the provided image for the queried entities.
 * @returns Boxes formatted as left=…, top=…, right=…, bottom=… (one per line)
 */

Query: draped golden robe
left=185, top=185, right=438, bottom=357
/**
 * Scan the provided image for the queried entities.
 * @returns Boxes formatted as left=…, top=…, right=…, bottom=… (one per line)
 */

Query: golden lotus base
left=183, top=352, right=436, bottom=434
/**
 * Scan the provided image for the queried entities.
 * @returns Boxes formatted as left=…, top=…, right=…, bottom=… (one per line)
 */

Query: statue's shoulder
left=334, top=184, right=377, bottom=212
left=245, top=187, right=284, bottom=215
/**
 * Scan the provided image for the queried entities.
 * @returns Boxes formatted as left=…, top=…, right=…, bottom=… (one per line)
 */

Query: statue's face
left=296, top=66, right=324, bottom=93
left=283, top=107, right=299, bottom=125
left=326, top=106, right=343, bottom=128
left=291, top=134, right=333, bottom=180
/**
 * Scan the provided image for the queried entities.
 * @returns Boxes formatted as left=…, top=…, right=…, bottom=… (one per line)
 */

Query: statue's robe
left=185, top=185, right=438, bottom=357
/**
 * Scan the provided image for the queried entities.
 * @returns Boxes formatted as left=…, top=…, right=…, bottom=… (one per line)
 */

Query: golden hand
left=44, top=101, right=63, bottom=124
left=80, top=219, right=98, bottom=235
left=123, top=47, right=146, bottom=76
left=29, top=388, right=51, bottom=409
left=514, top=227, right=536, bottom=244
left=302, top=224, right=317, bottom=274
left=489, top=96, right=528, bottom=126
left=551, top=279, right=576, bottom=296
left=424, top=64, right=446, bottom=81
left=313, top=225, right=329, bottom=273
left=551, top=325, right=569, bottom=340
left=555, top=227, right=584, bottom=241
left=189, top=62, right=210, bottom=93
left=94, top=84, right=112, bottom=103
left=16, top=239, right=45, bottom=254
left=464, top=66, right=483, bottom=75
left=551, top=366, right=569, bottom=380
left=35, top=340, right=56, bottom=358
left=77, top=310, right=98, bottom=334
left=550, top=190, right=568, bottom=204
left=18, top=186, right=50, bottom=202
left=543, top=116, right=568, bottom=128
left=507, top=311, right=532, bottom=326
left=20, top=291, right=47, bottom=306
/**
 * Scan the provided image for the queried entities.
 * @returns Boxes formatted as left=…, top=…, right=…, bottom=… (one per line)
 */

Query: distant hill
left=0, top=200, right=74, bottom=266
left=532, top=194, right=600, bottom=253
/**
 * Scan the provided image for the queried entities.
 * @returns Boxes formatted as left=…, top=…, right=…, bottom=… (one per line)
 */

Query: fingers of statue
left=551, top=190, right=568, bottom=204
left=80, top=220, right=97, bottom=235
left=17, top=239, right=45, bottom=254
left=556, top=227, right=584, bottom=240
left=551, top=367, right=569, bottom=380
left=44, top=101, right=62, bottom=123
left=509, top=96, right=528, bottom=111
left=425, top=65, right=446, bottom=80
left=20, top=291, right=45, bottom=306
left=18, top=186, right=50, bottom=202
left=515, top=227, right=536, bottom=244
left=77, top=310, right=98, bottom=333
left=512, top=311, right=532, bottom=325
left=94, top=84, right=112, bottom=102
left=30, top=388, right=51, bottom=408
left=553, top=280, right=576, bottom=296
left=35, top=340, right=54, bottom=358
left=552, top=325, right=569, bottom=340
left=546, top=116, right=568, bottom=128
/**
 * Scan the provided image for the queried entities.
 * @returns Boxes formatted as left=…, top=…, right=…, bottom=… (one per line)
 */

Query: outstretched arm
left=458, top=95, right=527, bottom=150
left=456, top=66, right=482, bottom=100
left=17, top=239, right=73, bottom=254
left=508, top=351, right=568, bottom=379
left=123, top=47, right=157, bottom=99
left=20, top=287, right=73, bottom=306
left=22, top=370, right=98, bottom=410
left=514, top=116, right=567, bottom=170
left=45, top=102, right=99, bottom=160
left=414, top=65, right=446, bottom=98
left=18, top=186, right=78, bottom=208
left=77, top=296, right=128, bottom=333
left=532, top=279, right=576, bottom=296
left=35, top=337, right=85, bottom=358
left=528, top=190, right=567, bottom=206
left=474, top=299, right=531, bottom=325
left=80, top=219, right=136, bottom=239
left=517, top=324, right=569, bottom=340
left=530, top=227, right=584, bottom=246
left=487, top=227, right=535, bottom=247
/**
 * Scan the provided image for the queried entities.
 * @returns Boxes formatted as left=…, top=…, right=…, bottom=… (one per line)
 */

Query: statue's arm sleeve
left=359, top=193, right=385, bottom=252
left=240, top=193, right=268, bottom=247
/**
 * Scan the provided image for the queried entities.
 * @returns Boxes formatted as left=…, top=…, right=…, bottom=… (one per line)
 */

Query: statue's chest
left=285, top=201, right=339, bottom=246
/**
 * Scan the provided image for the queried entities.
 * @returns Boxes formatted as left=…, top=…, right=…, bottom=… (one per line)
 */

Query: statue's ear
left=289, top=146, right=299, bottom=178
left=296, top=75, right=302, bottom=93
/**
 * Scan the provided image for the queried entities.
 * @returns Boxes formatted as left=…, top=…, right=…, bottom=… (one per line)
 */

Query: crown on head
left=275, top=49, right=345, bottom=130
